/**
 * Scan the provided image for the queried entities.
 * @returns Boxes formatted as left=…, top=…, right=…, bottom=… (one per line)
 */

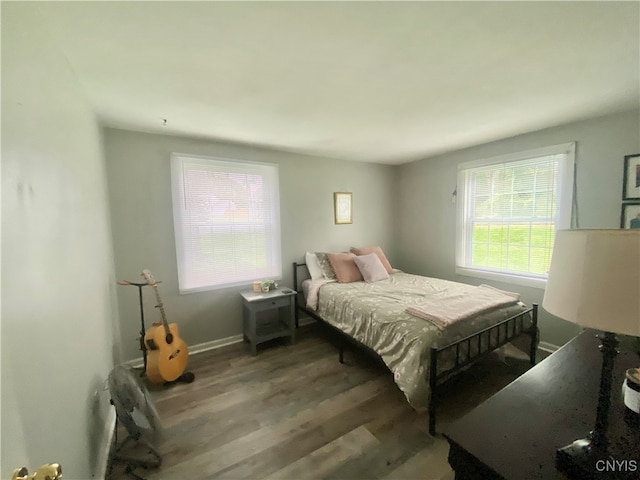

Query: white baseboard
left=95, top=406, right=117, bottom=479
left=538, top=341, right=560, bottom=354
left=123, top=333, right=244, bottom=368
left=123, top=320, right=322, bottom=368
left=189, top=334, right=244, bottom=355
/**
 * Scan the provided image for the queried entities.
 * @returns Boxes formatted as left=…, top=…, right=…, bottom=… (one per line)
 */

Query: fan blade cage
left=108, top=365, right=162, bottom=443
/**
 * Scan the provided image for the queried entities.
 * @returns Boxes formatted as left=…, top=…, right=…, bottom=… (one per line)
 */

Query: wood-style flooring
left=107, top=322, right=542, bottom=480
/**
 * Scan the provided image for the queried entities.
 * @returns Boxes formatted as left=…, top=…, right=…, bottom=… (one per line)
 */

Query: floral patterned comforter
left=313, top=272, right=531, bottom=410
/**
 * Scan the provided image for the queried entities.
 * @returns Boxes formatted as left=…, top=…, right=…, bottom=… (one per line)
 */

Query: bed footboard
left=428, top=304, right=538, bottom=435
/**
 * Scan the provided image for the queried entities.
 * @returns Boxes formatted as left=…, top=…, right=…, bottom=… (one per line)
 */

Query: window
left=171, top=154, right=281, bottom=293
left=456, top=143, right=575, bottom=288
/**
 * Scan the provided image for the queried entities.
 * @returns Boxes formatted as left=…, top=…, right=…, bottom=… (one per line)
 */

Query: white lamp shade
left=542, top=229, right=640, bottom=337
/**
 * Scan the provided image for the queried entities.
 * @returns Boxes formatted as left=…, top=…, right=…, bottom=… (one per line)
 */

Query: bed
left=292, top=258, right=538, bottom=435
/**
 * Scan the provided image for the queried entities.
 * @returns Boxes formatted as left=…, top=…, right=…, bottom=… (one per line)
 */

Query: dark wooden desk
left=444, top=330, right=640, bottom=480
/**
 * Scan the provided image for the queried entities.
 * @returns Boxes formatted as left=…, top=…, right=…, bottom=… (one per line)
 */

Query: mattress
left=302, top=272, right=530, bottom=410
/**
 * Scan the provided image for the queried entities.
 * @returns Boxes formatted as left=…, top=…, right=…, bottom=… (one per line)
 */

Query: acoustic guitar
left=141, top=269, right=189, bottom=383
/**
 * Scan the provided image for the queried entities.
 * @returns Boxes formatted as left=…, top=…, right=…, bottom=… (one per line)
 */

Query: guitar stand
left=162, top=371, right=195, bottom=387
left=119, top=272, right=194, bottom=386
left=117, top=280, right=154, bottom=377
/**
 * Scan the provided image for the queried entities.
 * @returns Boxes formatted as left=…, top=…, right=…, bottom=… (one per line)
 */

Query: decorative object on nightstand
left=542, top=229, right=640, bottom=479
left=261, top=279, right=278, bottom=292
left=241, top=286, right=296, bottom=355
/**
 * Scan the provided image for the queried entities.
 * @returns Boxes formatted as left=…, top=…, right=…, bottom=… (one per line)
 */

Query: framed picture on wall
left=623, top=153, right=640, bottom=200
left=334, top=192, right=352, bottom=224
left=621, top=202, right=640, bottom=229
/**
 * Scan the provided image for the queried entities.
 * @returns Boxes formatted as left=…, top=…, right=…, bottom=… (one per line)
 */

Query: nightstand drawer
left=250, top=295, right=291, bottom=312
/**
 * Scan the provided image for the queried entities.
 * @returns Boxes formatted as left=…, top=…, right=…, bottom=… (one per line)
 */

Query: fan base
left=110, top=434, right=161, bottom=480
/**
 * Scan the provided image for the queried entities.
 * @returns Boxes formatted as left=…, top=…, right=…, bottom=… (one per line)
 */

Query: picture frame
left=333, top=192, right=352, bottom=224
left=622, top=153, right=640, bottom=200
left=620, top=202, right=640, bottom=229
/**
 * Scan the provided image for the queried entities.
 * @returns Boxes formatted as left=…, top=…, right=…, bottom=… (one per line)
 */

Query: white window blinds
left=171, top=154, right=282, bottom=293
left=456, top=143, right=575, bottom=286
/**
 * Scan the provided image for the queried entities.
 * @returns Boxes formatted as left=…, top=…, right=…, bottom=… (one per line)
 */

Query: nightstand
left=240, top=286, right=297, bottom=355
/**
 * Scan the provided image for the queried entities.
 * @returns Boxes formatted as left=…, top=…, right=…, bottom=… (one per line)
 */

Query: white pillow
left=305, top=252, right=324, bottom=280
left=353, top=253, right=389, bottom=283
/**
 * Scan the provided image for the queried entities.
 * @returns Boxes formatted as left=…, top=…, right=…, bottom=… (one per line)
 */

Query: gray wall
left=396, top=109, right=640, bottom=347
left=1, top=4, right=119, bottom=478
left=104, top=128, right=396, bottom=362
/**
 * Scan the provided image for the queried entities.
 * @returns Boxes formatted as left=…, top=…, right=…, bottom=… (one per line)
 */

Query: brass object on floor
left=12, top=463, right=62, bottom=480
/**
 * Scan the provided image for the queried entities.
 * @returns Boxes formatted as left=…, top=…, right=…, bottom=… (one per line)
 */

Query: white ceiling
left=37, top=1, right=639, bottom=165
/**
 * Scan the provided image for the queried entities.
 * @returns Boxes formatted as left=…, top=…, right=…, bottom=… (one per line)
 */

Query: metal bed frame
left=292, top=261, right=538, bottom=435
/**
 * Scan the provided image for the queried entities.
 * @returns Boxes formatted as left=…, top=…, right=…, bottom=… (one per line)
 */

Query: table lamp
left=542, top=229, right=640, bottom=478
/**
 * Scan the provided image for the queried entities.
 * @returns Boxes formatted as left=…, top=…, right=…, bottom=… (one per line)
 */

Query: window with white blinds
left=171, top=154, right=282, bottom=294
left=455, top=143, right=575, bottom=288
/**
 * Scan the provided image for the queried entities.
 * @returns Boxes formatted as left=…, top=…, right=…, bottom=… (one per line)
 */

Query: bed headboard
left=292, top=262, right=310, bottom=294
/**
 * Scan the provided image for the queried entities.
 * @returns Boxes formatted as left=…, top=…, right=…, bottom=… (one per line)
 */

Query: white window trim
left=455, top=142, right=575, bottom=289
left=171, top=153, right=282, bottom=294
left=454, top=267, right=548, bottom=289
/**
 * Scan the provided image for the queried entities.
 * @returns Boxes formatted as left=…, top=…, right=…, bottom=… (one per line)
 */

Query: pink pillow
left=350, top=246, right=393, bottom=274
left=327, top=252, right=363, bottom=283
left=353, top=253, right=389, bottom=283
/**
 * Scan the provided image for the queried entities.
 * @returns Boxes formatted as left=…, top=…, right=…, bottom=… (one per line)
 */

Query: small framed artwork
left=334, top=192, right=352, bottom=224
left=623, top=153, right=640, bottom=200
left=621, top=202, right=640, bottom=229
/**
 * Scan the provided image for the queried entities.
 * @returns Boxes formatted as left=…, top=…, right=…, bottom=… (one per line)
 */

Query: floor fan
left=108, top=365, right=162, bottom=480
